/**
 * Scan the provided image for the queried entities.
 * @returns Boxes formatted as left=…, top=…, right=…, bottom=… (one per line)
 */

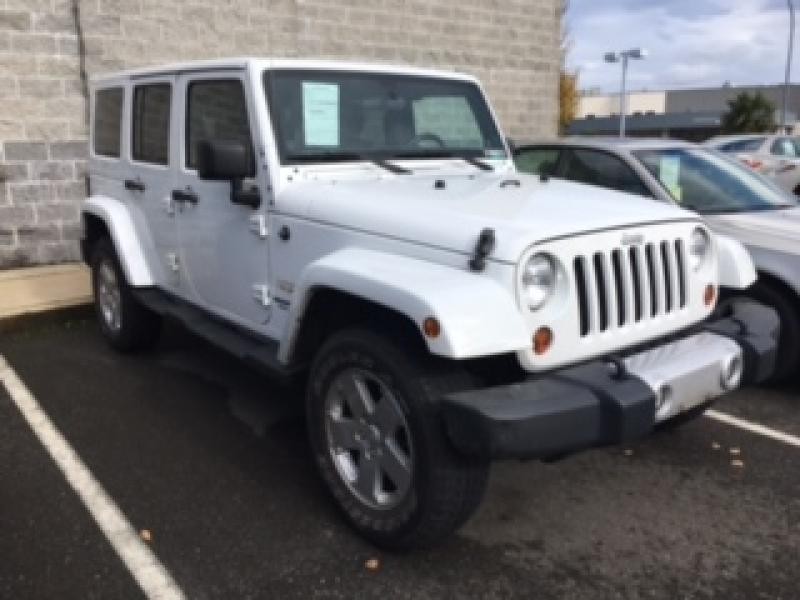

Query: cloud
left=567, top=0, right=796, bottom=92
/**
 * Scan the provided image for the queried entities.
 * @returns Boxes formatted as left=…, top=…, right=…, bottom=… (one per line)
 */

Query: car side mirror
left=196, top=140, right=261, bottom=209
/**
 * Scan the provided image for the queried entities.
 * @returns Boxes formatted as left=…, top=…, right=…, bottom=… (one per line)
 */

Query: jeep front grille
left=574, top=240, right=687, bottom=336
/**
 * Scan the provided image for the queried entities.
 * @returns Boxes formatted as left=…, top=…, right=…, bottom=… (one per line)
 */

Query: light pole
left=782, top=0, right=795, bottom=133
left=604, top=48, right=647, bottom=137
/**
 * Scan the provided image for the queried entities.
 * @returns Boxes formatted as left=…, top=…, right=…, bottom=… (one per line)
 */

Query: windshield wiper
left=285, top=152, right=410, bottom=174
left=392, top=150, right=494, bottom=171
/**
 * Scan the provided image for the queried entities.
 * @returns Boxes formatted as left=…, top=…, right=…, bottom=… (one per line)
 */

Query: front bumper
left=442, top=300, right=779, bottom=460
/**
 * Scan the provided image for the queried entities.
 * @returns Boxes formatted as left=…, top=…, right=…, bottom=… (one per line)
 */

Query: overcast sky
left=567, top=0, right=798, bottom=92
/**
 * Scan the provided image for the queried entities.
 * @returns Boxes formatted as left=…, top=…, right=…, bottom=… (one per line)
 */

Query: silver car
left=705, top=134, right=800, bottom=196
left=514, top=138, right=800, bottom=382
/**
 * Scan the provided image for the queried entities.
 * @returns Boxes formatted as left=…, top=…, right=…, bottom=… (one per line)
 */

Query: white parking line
left=706, top=408, right=800, bottom=448
left=0, top=356, right=185, bottom=600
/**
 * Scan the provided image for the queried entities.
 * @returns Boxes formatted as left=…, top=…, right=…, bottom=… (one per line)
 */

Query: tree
left=559, top=70, right=579, bottom=134
left=721, top=92, right=776, bottom=134
left=559, top=0, right=579, bottom=134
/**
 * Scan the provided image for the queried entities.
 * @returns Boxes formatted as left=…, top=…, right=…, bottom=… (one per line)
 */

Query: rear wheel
left=91, top=238, right=162, bottom=352
left=306, top=329, right=489, bottom=550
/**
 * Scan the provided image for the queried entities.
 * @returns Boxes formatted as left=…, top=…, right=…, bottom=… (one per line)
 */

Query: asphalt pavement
left=1, top=315, right=798, bottom=599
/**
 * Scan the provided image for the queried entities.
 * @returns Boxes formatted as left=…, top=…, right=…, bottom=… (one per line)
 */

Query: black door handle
left=124, top=179, right=145, bottom=192
left=171, top=189, right=198, bottom=204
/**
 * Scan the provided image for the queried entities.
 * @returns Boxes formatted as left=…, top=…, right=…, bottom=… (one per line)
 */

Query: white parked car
left=82, top=59, right=778, bottom=549
left=705, top=133, right=800, bottom=196
left=514, top=138, right=799, bottom=381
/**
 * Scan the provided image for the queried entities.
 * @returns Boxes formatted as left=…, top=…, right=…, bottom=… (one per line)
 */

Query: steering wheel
left=410, top=132, right=446, bottom=148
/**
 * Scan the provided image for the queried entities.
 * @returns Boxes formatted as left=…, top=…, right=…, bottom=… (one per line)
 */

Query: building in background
left=0, top=0, right=561, bottom=269
left=570, top=84, right=800, bottom=140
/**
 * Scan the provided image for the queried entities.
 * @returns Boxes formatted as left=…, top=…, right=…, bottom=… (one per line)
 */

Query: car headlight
left=689, top=227, right=711, bottom=271
left=522, top=253, right=556, bottom=310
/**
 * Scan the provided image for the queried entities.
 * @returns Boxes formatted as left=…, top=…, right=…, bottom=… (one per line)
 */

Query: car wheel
left=306, top=328, right=489, bottom=550
left=720, top=280, right=800, bottom=383
left=91, top=238, right=162, bottom=352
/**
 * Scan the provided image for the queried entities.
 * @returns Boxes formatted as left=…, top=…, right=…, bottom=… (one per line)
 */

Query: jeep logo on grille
left=621, top=233, right=644, bottom=246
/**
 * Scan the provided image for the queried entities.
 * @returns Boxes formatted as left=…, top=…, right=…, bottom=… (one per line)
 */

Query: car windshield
left=264, top=69, right=507, bottom=165
left=633, top=147, right=797, bottom=214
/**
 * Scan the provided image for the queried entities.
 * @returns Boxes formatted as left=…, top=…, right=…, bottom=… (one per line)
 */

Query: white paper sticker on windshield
left=302, top=82, right=339, bottom=147
left=659, top=155, right=683, bottom=201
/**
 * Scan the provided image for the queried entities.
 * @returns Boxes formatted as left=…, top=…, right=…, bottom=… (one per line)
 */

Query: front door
left=173, top=71, right=271, bottom=333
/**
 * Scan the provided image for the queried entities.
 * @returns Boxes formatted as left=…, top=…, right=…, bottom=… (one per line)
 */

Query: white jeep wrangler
left=82, top=58, right=778, bottom=549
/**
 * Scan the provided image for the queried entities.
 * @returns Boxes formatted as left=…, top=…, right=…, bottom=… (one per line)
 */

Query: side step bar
left=133, top=288, right=296, bottom=381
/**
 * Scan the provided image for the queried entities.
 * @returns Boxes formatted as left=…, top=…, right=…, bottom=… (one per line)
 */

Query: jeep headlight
left=689, top=227, right=711, bottom=271
left=522, top=253, right=556, bottom=310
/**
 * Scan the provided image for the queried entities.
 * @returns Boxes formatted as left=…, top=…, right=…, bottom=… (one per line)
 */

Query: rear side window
left=186, top=79, right=252, bottom=169
left=93, top=87, right=123, bottom=157
left=132, top=83, right=171, bottom=165
left=562, top=149, right=651, bottom=197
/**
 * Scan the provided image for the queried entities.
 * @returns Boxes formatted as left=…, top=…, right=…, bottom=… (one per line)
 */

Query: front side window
left=264, top=70, right=506, bottom=164
left=561, top=149, right=651, bottom=197
left=513, top=147, right=561, bottom=176
left=186, top=79, right=253, bottom=169
left=132, top=83, right=171, bottom=165
left=93, top=87, right=123, bottom=157
left=770, top=137, right=800, bottom=157
left=634, top=147, right=796, bottom=213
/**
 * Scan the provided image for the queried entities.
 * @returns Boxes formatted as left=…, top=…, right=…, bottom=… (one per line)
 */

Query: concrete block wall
left=0, top=0, right=560, bottom=268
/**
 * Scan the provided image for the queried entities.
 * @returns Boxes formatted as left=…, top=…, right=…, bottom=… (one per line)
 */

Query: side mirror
left=196, top=140, right=255, bottom=180
left=196, top=140, right=261, bottom=209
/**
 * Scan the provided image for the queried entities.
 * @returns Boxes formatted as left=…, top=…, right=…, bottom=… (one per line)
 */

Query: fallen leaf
left=140, top=529, right=153, bottom=543
left=729, top=447, right=741, bottom=456
left=623, top=449, right=634, bottom=457
left=730, top=459, right=745, bottom=468
left=711, top=442, right=721, bottom=450
left=364, top=557, right=381, bottom=572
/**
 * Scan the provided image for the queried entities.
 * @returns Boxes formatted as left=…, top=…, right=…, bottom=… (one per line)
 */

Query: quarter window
left=562, top=149, right=651, bottom=197
left=93, top=87, right=123, bottom=158
left=186, top=79, right=253, bottom=169
left=132, top=83, right=171, bottom=165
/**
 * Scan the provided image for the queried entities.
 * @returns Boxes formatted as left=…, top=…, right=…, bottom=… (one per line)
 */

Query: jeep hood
left=279, top=172, right=698, bottom=263
left=704, top=207, right=800, bottom=255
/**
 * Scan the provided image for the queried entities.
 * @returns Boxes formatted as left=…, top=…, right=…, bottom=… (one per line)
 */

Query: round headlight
left=522, top=253, right=556, bottom=310
left=689, top=227, right=710, bottom=271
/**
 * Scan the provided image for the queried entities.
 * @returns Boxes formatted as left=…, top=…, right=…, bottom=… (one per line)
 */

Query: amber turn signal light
left=533, top=326, right=553, bottom=355
left=422, top=317, right=441, bottom=338
left=703, top=284, right=717, bottom=307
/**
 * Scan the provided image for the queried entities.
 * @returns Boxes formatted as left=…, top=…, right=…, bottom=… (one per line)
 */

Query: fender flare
left=83, top=196, right=155, bottom=287
left=715, top=234, right=756, bottom=290
left=279, top=247, right=530, bottom=363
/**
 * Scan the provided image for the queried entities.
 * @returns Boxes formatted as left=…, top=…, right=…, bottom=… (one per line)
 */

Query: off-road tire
left=306, top=328, right=490, bottom=550
left=90, top=237, right=162, bottom=352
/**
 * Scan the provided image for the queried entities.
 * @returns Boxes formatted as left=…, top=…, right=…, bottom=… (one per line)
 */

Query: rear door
left=173, top=71, right=271, bottom=332
left=127, top=76, right=179, bottom=292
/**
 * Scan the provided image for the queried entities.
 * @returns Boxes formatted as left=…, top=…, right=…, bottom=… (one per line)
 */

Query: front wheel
left=306, top=329, right=489, bottom=550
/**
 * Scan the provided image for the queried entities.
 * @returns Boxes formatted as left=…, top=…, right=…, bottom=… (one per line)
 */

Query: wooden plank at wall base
left=0, top=264, right=92, bottom=320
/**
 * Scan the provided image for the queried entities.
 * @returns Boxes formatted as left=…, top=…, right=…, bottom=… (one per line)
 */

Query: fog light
left=422, top=317, right=441, bottom=339
left=533, top=326, right=553, bottom=355
left=704, top=284, right=717, bottom=307
left=720, top=355, right=744, bottom=391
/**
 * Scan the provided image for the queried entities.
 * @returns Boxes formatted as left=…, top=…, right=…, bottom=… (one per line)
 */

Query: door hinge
left=249, top=214, right=268, bottom=239
left=252, top=284, right=271, bottom=307
left=166, top=252, right=180, bottom=272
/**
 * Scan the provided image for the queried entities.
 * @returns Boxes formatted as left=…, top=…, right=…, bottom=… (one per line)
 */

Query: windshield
left=633, top=147, right=797, bottom=214
left=264, top=69, right=507, bottom=164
